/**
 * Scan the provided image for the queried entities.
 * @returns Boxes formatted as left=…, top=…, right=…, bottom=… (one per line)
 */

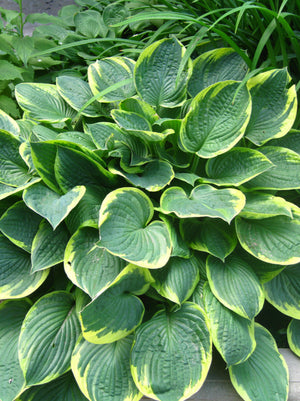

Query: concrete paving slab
left=0, top=0, right=76, bottom=15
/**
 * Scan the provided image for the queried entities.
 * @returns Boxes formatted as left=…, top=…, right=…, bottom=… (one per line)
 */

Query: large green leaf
left=287, top=319, right=300, bottom=357
left=23, top=182, right=86, bottom=229
left=57, top=76, right=103, bottom=117
left=244, top=146, right=300, bottom=190
left=74, top=10, right=106, bottom=38
left=16, top=371, right=88, bottom=401
left=159, top=214, right=191, bottom=259
left=64, top=226, right=126, bottom=298
left=245, top=69, right=297, bottom=145
left=99, top=187, right=171, bottom=268
left=0, top=109, right=20, bottom=136
left=0, top=130, right=31, bottom=187
left=180, top=218, right=237, bottom=260
left=160, top=184, right=245, bottom=223
left=236, top=207, right=300, bottom=265
left=134, top=38, right=192, bottom=108
left=85, top=122, right=124, bottom=150
left=188, top=48, right=248, bottom=97
left=119, top=97, right=158, bottom=125
left=131, top=302, right=212, bottom=401
left=150, top=256, right=200, bottom=304
left=263, top=264, right=300, bottom=319
left=229, top=324, right=289, bottom=401
left=19, top=291, right=81, bottom=386
left=0, top=201, right=42, bottom=252
left=71, top=335, right=141, bottom=401
left=239, top=193, right=293, bottom=219
left=0, top=178, right=41, bottom=201
left=0, top=233, right=49, bottom=298
left=206, top=254, right=264, bottom=319
left=268, top=129, right=300, bottom=154
left=31, top=220, right=70, bottom=272
left=0, top=299, right=31, bottom=401
left=109, top=159, right=174, bottom=192
left=15, top=83, right=76, bottom=123
left=80, top=264, right=151, bottom=344
left=88, top=57, right=135, bottom=102
left=180, top=81, right=251, bottom=158
left=202, top=147, right=273, bottom=186
left=54, top=145, right=117, bottom=191
left=203, top=283, right=255, bottom=366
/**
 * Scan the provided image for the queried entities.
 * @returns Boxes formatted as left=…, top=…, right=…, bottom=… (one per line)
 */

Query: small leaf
left=71, top=335, right=141, bottom=401
left=150, top=256, right=200, bottom=304
left=86, top=122, right=124, bottom=150
left=0, top=299, right=31, bottom=401
left=206, top=254, right=264, bottom=319
left=236, top=208, right=300, bottom=265
left=204, top=283, right=255, bottom=366
left=74, top=10, right=105, bottom=38
left=131, top=302, right=212, bottom=401
left=120, top=97, right=158, bottom=125
left=203, top=147, right=273, bottom=186
left=79, top=264, right=151, bottom=344
left=245, top=69, right=297, bottom=145
left=263, top=264, right=300, bottom=319
left=64, top=226, right=126, bottom=298
left=88, top=57, right=135, bottom=102
left=99, top=187, right=171, bottom=268
left=134, top=38, right=192, bottom=108
left=229, top=324, right=289, bottom=401
left=188, top=48, right=248, bottom=97
left=23, top=183, right=86, bottom=229
left=287, top=319, right=300, bottom=357
left=15, top=83, right=76, bottom=123
left=0, top=234, right=48, bottom=299
left=160, top=184, right=245, bottom=223
left=180, top=218, right=237, bottom=260
left=19, top=291, right=81, bottom=386
left=180, top=81, right=251, bottom=158
left=0, top=60, right=24, bottom=81
left=31, top=221, right=70, bottom=272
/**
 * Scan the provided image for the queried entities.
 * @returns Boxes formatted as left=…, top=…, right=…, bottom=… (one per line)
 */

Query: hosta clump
left=0, top=38, right=299, bottom=401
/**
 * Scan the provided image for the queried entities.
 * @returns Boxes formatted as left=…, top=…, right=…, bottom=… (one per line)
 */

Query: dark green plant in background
left=0, top=35, right=299, bottom=401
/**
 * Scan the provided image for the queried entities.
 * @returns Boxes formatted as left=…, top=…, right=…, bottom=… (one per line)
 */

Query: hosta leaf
left=32, top=125, right=58, bottom=141
left=15, top=83, right=76, bottom=123
left=0, top=201, right=42, bottom=252
left=240, top=192, right=293, bottom=219
left=79, top=264, right=152, bottom=344
left=180, top=218, right=237, bottom=261
left=268, top=129, right=300, bottom=154
left=86, top=122, right=124, bottom=150
left=0, top=109, right=20, bottom=136
left=188, top=48, right=248, bottom=97
left=235, top=209, right=300, bottom=265
left=99, top=187, right=171, bottom=268
left=0, top=299, right=31, bottom=401
left=180, top=81, right=251, bottom=158
left=189, top=278, right=206, bottom=309
left=112, top=109, right=152, bottom=131
left=109, top=159, right=174, bottom=192
left=134, top=38, right=192, bottom=108
left=23, top=183, right=86, bottom=229
left=30, top=142, right=61, bottom=193
left=120, top=97, right=158, bottom=125
left=103, top=2, right=130, bottom=34
left=31, top=221, right=69, bottom=272
left=0, top=130, right=31, bottom=187
left=54, top=145, right=117, bottom=191
left=203, top=147, right=273, bottom=186
left=57, top=76, right=103, bottom=117
left=64, top=226, right=126, bottom=298
left=88, top=57, right=135, bottom=102
left=19, top=291, right=81, bottom=386
left=71, top=335, right=141, bottom=401
left=287, top=319, right=300, bottom=357
left=159, top=214, right=191, bottom=259
left=229, top=324, right=289, bottom=401
left=206, top=254, right=264, bottom=319
left=74, top=10, right=105, bottom=38
left=204, top=283, right=255, bottom=366
left=16, top=371, right=88, bottom=401
left=244, top=146, right=300, bottom=190
left=0, top=234, right=48, bottom=298
left=263, top=264, right=300, bottom=319
left=131, top=302, right=212, bottom=401
left=150, top=256, right=200, bottom=304
left=160, top=184, right=245, bottom=223
left=245, top=69, right=297, bottom=145
left=56, top=131, right=96, bottom=150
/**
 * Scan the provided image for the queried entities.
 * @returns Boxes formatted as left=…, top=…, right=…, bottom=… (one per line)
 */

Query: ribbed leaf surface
left=287, top=319, right=300, bottom=357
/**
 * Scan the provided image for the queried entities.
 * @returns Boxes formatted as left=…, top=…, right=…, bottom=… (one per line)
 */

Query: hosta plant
left=0, top=38, right=299, bottom=401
